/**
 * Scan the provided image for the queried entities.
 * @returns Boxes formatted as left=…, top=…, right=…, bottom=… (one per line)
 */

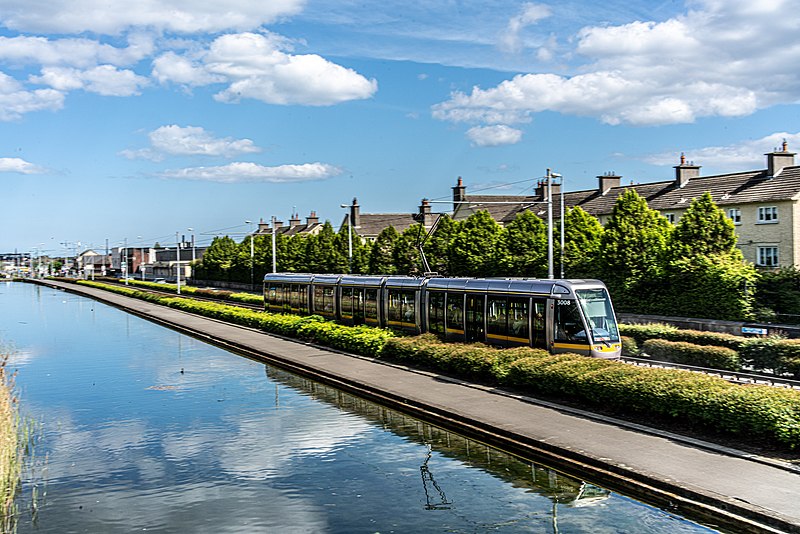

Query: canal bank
left=28, top=278, right=800, bottom=533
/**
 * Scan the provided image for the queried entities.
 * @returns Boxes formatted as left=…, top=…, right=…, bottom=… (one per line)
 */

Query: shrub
left=641, top=339, right=741, bottom=371
left=739, top=338, right=800, bottom=373
left=621, top=336, right=639, bottom=357
left=618, top=323, right=678, bottom=345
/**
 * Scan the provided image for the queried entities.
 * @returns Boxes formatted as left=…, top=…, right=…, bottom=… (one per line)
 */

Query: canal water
left=0, top=281, right=718, bottom=533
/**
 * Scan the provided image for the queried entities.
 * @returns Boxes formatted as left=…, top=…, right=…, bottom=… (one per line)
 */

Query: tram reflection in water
left=264, top=274, right=621, bottom=359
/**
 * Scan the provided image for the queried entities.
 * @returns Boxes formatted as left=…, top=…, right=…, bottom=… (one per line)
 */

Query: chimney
left=418, top=198, right=434, bottom=227
left=598, top=172, right=621, bottom=196
left=534, top=179, right=560, bottom=201
left=272, top=218, right=284, bottom=230
left=674, top=152, right=700, bottom=188
left=766, top=139, right=795, bottom=177
left=349, top=197, right=361, bottom=228
left=305, top=211, right=319, bottom=226
left=289, top=212, right=301, bottom=228
left=452, top=176, right=466, bottom=212
left=258, top=217, right=271, bottom=233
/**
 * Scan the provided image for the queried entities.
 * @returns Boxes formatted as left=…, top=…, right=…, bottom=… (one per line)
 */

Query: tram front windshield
left=575, top=288, right=620, bottom=343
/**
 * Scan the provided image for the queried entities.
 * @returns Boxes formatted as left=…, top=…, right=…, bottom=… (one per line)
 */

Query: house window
left=757, top=246, right=779, bottom=267
left=664, top=213, right=676, bottom=224
left=757, top=206, right=778, bottom=223
left=728, top=208, right=741, bottom=224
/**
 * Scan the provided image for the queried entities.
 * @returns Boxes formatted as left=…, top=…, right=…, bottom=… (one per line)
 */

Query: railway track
left=621, top=356, right=800, bottom=389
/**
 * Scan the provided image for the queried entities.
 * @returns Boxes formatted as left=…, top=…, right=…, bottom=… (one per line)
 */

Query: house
left=340, top=197, right=437, bottom=242
left=76, top=249, right=111, bottom=275
left=255, top=211, right=326, bottom=238
left=451, top=142, right=800, bottom=269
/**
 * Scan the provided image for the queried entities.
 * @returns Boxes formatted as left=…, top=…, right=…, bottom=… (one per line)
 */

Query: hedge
left=73, top=280, right=800, bottom=449
left=118, top=278, right=263, bottom=305
left=641, top=339, right=741, bottom=371
left=381, top=335, right=800, bottom=449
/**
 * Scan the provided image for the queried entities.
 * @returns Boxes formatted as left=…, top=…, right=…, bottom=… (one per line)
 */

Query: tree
left=599, top=189, right=671, bottom=308
left=368, top=226, right=400, bottom=274
left=670, top=192, right=737, bottom=258
left=448, top=211, right=505, bottom=277
left=422, top=214, right=458, bottom=276
left=561, top=206, right=603, bottom=279
left=394, top=224, right=426, bottom=276
left=197, top=236, right=238, bottom=281
left=306, top=222, right=347, bottom=273
left=501, top=210, right=547, bottom=277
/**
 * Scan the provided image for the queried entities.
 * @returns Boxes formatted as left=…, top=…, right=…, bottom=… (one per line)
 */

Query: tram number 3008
left=557, top=299, right=572, bottom=306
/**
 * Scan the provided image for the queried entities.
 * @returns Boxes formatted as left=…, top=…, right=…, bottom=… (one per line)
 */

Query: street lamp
left=548, top=172, right=565, bottom=279
left=245, top=220, right=254, bottom=289
left=175, top=231, right=181, bottom=294
left=340, top=204, right=353, bottom=273
left=188, top=227, right=196, bottom=281
left=546, top=169, right=554, bottom=279
left=271, top=216, right=277, bottom=274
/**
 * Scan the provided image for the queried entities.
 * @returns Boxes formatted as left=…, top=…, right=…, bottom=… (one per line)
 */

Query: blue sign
left=742, top=326, right=768, bottom=335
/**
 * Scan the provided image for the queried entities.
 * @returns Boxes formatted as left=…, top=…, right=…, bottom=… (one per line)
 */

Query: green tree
left=394, top=224, right=426, bottom=275
left=600, top=189, right=671, bottom=308
left=422, top=214, right=458, bottom=276
left=197, top=236, right=238, bottom=281
left=306, top=222, right=347, bottom=273
left=368, top=226, right=400, bottom=274
left=502, top=210, right=547, bottom=277
left=561, top=206, right=603, bottom=279
left=670, top=192, right=737, bottom=257
left=449, top=211, right=505, bottom=277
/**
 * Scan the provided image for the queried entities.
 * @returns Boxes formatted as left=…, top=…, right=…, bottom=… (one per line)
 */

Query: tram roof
left=426, top=277, right=603, bottom=296
left=263, top=272, right=316, bottom=283
left=339, top=275, right=388, bottom=287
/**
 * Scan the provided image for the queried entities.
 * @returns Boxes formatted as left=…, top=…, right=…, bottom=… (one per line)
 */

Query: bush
left=621, top=336, right=639, bottom=357
left=641, top=339, right=741, bottom=371
left=739, top=338, right=800, bottom=373
left=618, top=323, right=678, bottom=345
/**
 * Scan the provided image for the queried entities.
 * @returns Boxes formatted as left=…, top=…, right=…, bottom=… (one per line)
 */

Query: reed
left=0, top=352, right=21, bottom=530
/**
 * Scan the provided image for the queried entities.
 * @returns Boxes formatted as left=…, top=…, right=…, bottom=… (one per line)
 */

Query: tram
left=263, top=273, right=621, bottom=359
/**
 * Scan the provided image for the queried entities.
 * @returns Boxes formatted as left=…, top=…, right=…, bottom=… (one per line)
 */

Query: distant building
left=340, top=197, right=437, bottom=242
left=256, top=211, right=325, bottom=238
left=451, top=142, right=800, bottom=269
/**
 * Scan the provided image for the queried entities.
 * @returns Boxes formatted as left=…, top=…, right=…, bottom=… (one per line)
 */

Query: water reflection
left=266, top=367, right=609, bottom=510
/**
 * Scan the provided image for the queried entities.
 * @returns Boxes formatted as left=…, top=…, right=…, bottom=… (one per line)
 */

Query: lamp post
left=546, top=169, right=554, bottom=279
left=340, top=204, right=353, bottom=273
left=245, top=220, right=254, bottom=289
left=175, top=231, right=181, bottom=294
left=123, top=237, right=128, bottom=285
left=188, top=227, right=196, bottom=282
left=548, top=172, right=564, bottom=279
left=271, top=216, right=277, bottom=274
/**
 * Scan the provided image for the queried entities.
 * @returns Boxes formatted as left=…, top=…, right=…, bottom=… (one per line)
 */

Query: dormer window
left=757, top=206, right=778, bottom=224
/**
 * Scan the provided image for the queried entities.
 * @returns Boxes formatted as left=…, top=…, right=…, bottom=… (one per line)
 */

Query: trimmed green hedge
left=641, top=339, right=741, bottom=371
left=74, top=280, right=800, bottom=449
left=116, top=279, right=263, bottom=305
left=620, top=323, right=746, bottom=351
left=380, top=335, right=800, bottom=448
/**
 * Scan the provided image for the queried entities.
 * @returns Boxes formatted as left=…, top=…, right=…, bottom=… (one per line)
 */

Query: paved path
left=30, top=279, right=800, bottom=533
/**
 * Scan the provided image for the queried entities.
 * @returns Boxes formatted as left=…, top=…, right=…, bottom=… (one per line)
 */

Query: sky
left=3, top=0, right=800, bottom=254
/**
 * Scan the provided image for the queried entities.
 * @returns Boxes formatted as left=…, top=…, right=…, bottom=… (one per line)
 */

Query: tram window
left=365, top=289, right=378, bottom=321
left=298, top=284, right=309, bottom=313
left=341, top=287, right=353, bottom=316
left=388, top=290, right=402, bottom=322
left=428, top=291, right=445, bottom=335
left=446, top=293, right=464, bottom=331
left=268, top=284, right=278, bottom=306
left=402, top=291, right=415, bottom=323
left=487, top=296, right=507, bottom=338
left=532, top=299, right=546, bottom=348
left=554, top=300, right=587, bottom=342
left=323, top=286, right=335, bottom=314
left=313, top=286, right=324, bottom=312
left=576, top=288, right=620, bottom=342
left=508, top=297, right=529, bottom=339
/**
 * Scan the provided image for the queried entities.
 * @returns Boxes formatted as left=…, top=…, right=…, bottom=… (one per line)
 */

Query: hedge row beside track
left=92, top=277, right=263, bottom=305
left=73, top=279, right=800, bottom=449
left=621, top=322, right=800, bottom=374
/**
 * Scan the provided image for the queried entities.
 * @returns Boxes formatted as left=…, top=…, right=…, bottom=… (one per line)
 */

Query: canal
left=0, top=281, right=718, bottom=533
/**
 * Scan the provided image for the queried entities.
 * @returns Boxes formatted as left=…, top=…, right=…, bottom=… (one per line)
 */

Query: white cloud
left=644, top=132, right=800, bottom=170
left=0, top=157, right=47, bottom=173
left=434, top=1, right=800, bottom=129
left=0, top=71, right=63, bottom=120
left=157, top=161, right=342, bottom=183
left=0, top=34, right=154, bottom=68
left=499, top=3, right=551, bottom=54
left=466, top=125, right=523, bottom=147
left=122, top=125, right=261, bottom=160
left=31, top=65, right=149, bottom=96
left=156, top=32, right=377, bottom=106
left=0, top=0, right=305, bottom=34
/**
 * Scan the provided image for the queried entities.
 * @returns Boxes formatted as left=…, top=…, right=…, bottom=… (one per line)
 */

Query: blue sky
left=3, top=0, right=800, bottom=254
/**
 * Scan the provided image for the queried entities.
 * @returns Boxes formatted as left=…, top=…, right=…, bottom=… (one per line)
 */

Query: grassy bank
left=0, top=353, right=20, bottom=529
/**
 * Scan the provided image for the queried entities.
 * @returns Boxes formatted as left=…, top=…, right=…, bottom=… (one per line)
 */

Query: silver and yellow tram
left=263, top=273, right=621, bottom=359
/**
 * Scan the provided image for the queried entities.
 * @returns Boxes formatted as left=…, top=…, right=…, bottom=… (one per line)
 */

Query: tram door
left=465, top=294, right=485, bottom=342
